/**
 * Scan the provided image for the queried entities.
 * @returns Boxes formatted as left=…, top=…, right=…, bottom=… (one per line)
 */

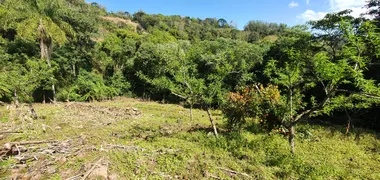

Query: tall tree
left=0, top=0, right=72, bottom=102
left=366, top=0, right=380, bottom=24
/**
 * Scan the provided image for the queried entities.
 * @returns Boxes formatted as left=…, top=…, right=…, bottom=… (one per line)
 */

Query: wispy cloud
left=288, top=1, right=299, bottom=8
left=297, top=0, right=367, bottom=21
left=329, top=0, right=366, bottom=11
left=306, top=0, right=310, bottom=5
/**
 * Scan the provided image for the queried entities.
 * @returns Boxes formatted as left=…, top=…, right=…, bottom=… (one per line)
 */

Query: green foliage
left=61, top=70, right=118, bottom=102
left=97, top=33, right=136, bottom=73
left=107, top=71, right=131, bottom=96
left=144, top=29, right=177, bottom=44
left=0, top=73, right=11, bottom=99
left=222, top=11, right=380, bottom=153
left=244, top=20, right=287, bottom=40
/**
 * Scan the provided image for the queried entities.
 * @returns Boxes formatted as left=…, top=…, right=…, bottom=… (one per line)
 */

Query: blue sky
left=87, top=0, right=368, bottom=29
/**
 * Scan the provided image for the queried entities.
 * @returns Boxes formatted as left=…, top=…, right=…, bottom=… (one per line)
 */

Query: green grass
left=1, top=98, right=380, bottom=179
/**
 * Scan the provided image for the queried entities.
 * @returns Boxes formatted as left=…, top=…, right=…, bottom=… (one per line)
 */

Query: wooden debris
left=81, top=157, right=104, bottom=180
left=88, top=162, right=108, bottom=179
left=0, top=131, right=23, bottom=134
left=13, top=156, right=36, bottom=164
left=65, top=174, right=82, bottom=180
left=106, top=144, right=145, bottom=152
left=207, top=173, right=222, bottom=180
left=217, top=167, right=251, bottom=178
left=149, top=171, right=175, bottom=179
left=7, top=140, right=59, bottom=146
left=204, top=170, right=222, bottom=179
left=152, top=148, right=181, bottom=155
left=1, top=140, right=58, bottom=157
left=64, top=103, right=142, bottom=118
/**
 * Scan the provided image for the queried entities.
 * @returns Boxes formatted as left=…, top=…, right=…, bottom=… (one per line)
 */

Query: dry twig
left=217, top=167, right=251, bottom=178
left=0, top=131, right=23, bottom=134
left=106, top=144, right=145, bottom=152
left=81, top=157, right=104, bottom=180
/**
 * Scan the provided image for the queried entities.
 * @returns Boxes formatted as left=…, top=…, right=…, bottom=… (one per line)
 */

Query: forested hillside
left=1, top=0, right=380, bottom=178
left=0, top=0, right=288, bottom=103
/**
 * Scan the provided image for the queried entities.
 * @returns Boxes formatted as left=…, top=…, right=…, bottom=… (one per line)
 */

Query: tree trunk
left=14, top=90, right=19, bottom=108
left=143, top=84, right=146, bottom=101
left=345, top=109, right=352, bottom=135
left=206, top=107, right=218, bottom=138
left=162, top=94, right=166, bottom=104
left=42, top=93, right=46, bottom=104
left=72, top=63, right=76, bottom=77
left=39, top=19, right=56, bottom=103
left=190, top=104, right=193, bottom=124
left=28, top=103, right=38, bottom=120
left=47, top=50, right=56, bottom=103
left=50, top=77, right=56, bottom=103
left=289, top=124, right=295, bottom=154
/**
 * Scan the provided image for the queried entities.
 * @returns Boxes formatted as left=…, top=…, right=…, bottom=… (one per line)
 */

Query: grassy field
left=1, top=98, right=380, bottom=179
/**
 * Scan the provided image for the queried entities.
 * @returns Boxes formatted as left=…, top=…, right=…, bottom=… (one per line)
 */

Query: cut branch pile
left=64, top=103, right=142, bottom=120
left=0, top=138, right=104, bottom=179
left=0, top=140, right=59, bottom=157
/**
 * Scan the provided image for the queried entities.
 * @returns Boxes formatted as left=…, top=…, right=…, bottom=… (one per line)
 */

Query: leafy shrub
left=57, top=70, right=119, bottom=102
left=107, top=71, right=131, bottom=96
left=0, top=73, right=11, bottom=99
left=222, top=85, right=285, bottom=132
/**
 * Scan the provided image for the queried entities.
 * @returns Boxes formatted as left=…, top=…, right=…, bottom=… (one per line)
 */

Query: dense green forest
left=0, top=0, right=380, bottom=153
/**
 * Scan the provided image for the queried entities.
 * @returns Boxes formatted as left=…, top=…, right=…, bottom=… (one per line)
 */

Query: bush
left=222, top=85, right=285, bottom=132
left=107, top=71, right=131, bottom=96
left=57, top=70, right=119, bottom=102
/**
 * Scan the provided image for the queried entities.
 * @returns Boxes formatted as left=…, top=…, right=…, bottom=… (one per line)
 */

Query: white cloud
left=289, top=1, right=299, bottom=8
left=329, top=0, right=366, bottom=11
left=297, top=10, right=328, bottom=21
left=297, top=0, right=367, bottom=22
left=306, top=0, right=310, bottom=5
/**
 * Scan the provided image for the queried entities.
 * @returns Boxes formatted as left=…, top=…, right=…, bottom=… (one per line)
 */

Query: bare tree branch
left=171, top=91, right=187, bottom=100
left=291, top=89, right=335, bottom=125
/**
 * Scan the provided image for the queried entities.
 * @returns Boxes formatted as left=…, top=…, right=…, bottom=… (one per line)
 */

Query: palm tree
left=0, top=0, right=73, bottom=102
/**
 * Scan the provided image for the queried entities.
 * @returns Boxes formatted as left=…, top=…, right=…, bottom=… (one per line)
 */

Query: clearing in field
left=1, top=98, right=380, bottom=179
